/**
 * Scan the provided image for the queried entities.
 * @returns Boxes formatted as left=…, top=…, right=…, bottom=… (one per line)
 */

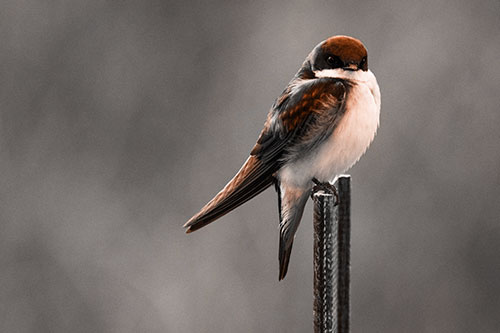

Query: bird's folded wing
left=184, top=155, right=276, bottom=232
left=184, top=78, right=347, bottom=233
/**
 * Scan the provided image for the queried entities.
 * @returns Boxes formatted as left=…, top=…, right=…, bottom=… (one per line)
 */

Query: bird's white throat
left=314, top=69, right=380, bottom=103
left=314, top=68, right=372, bottom=81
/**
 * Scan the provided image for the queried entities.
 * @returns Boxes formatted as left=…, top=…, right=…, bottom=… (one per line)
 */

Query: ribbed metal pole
left=313, top=176, right=351, bottom=333
left=313, top=190, right=337, bottom=332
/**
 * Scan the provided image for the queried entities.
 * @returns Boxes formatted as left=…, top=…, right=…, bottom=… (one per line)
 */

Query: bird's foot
left=311, top=177, right=339, bottom=205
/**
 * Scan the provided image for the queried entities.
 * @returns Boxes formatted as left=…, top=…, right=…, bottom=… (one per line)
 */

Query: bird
left=184, top=35, right=381, bottom=280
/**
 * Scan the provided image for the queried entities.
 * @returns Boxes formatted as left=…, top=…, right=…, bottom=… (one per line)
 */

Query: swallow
left=184, top=35, right=381, bottom=280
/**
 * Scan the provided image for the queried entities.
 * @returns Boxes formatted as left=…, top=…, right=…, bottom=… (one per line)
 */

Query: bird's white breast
left=279, top=69, right=380, bottom=186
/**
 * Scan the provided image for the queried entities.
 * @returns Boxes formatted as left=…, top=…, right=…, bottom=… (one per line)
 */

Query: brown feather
left=184, top=156, right=275, bottom=233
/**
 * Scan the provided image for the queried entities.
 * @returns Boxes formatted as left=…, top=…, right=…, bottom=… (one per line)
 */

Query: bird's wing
left=251, top=78, right=347, bottom=164
left=184, top=78, right=347, bottom=234
left=184, top=155, right=277, bottom=233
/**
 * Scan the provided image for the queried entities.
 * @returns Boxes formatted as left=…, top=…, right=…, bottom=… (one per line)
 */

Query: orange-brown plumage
left=321, top=36, right=368, bottom=70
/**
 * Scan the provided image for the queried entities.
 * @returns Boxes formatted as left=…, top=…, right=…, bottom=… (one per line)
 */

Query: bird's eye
left=326, top=55, right=342, bottom=68
left=360, top=57, right=367, bottom=68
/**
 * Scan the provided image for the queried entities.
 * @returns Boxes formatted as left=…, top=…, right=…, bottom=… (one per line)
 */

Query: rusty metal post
left=313, top=176, right=350, bottom=333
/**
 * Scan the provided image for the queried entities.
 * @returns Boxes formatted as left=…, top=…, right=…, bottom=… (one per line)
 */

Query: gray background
left=1, top=0, right=499, bottom=332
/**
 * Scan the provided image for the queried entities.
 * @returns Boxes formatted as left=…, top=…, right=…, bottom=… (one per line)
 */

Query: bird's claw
left=311, top=177, right=339, bottom=205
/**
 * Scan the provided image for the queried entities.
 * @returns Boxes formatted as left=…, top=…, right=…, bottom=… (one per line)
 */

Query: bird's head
left=309, top=35, right=368, bottom=74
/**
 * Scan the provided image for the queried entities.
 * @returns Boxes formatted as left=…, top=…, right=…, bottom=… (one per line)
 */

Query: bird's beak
left=343, top=63, right=358, bottom=71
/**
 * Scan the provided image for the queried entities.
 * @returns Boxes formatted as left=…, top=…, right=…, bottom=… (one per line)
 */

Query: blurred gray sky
left=1, top=0, right=500, bottom=332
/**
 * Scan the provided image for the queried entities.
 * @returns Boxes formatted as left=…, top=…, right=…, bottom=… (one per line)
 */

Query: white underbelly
left=279, top=80, right=380, bottom=186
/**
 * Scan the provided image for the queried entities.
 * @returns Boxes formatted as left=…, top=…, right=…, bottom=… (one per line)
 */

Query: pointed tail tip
left=278, top=242, right=293, bottom=281
left=278, top=263, right=288, bottom=281
left=183, top=218, right=196, bottom=234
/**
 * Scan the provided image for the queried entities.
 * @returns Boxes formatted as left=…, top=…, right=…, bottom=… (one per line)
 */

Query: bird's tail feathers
left=277, top=184, right=310, bottom=280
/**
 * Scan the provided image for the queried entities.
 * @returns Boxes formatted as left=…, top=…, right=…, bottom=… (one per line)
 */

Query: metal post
left=313, top=176, right=351, bottom=333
